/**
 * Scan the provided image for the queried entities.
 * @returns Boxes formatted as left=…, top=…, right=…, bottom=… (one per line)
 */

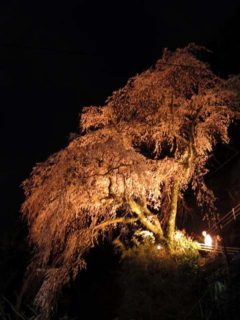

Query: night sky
left=1, top=0, right=240, bottom=229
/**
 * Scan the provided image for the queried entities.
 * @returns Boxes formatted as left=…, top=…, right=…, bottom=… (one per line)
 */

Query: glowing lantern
left=202, top=231, right=213, bottom=247
left=175, top=230, right=183, bottom=240
left=156, top=244, right=162, bottom=250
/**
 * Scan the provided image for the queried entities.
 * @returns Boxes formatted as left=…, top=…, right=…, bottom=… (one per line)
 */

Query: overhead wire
left=209, top=202, right=240, bottom=232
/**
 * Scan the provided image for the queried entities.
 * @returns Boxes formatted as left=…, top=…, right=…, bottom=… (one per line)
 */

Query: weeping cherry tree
left=21, top=44, right=240, bottom=318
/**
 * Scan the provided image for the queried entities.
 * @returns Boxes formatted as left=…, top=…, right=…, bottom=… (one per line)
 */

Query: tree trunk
left=167, top=178, right=180, bottom=243
left=166, top=139, right=194, bottom=244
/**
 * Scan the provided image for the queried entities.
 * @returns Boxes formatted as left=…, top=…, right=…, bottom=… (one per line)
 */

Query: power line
left=206, top=151, right=240, bottom=180
left=209, top=202, right=240, bottom=232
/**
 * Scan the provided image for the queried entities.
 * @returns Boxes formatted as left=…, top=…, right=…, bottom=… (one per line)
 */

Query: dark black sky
left=1, top=0, right=240, bottom=228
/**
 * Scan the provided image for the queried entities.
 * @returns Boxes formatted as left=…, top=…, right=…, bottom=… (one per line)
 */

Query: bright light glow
left=202, top=231, right=213, bottom=246
left=156, top=244, right=162, bottom=250
left=175, top=230, right=183, bottom=240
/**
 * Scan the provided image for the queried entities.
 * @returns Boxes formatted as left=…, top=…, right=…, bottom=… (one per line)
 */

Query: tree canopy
left=21, top=44, right=240, bottom=318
